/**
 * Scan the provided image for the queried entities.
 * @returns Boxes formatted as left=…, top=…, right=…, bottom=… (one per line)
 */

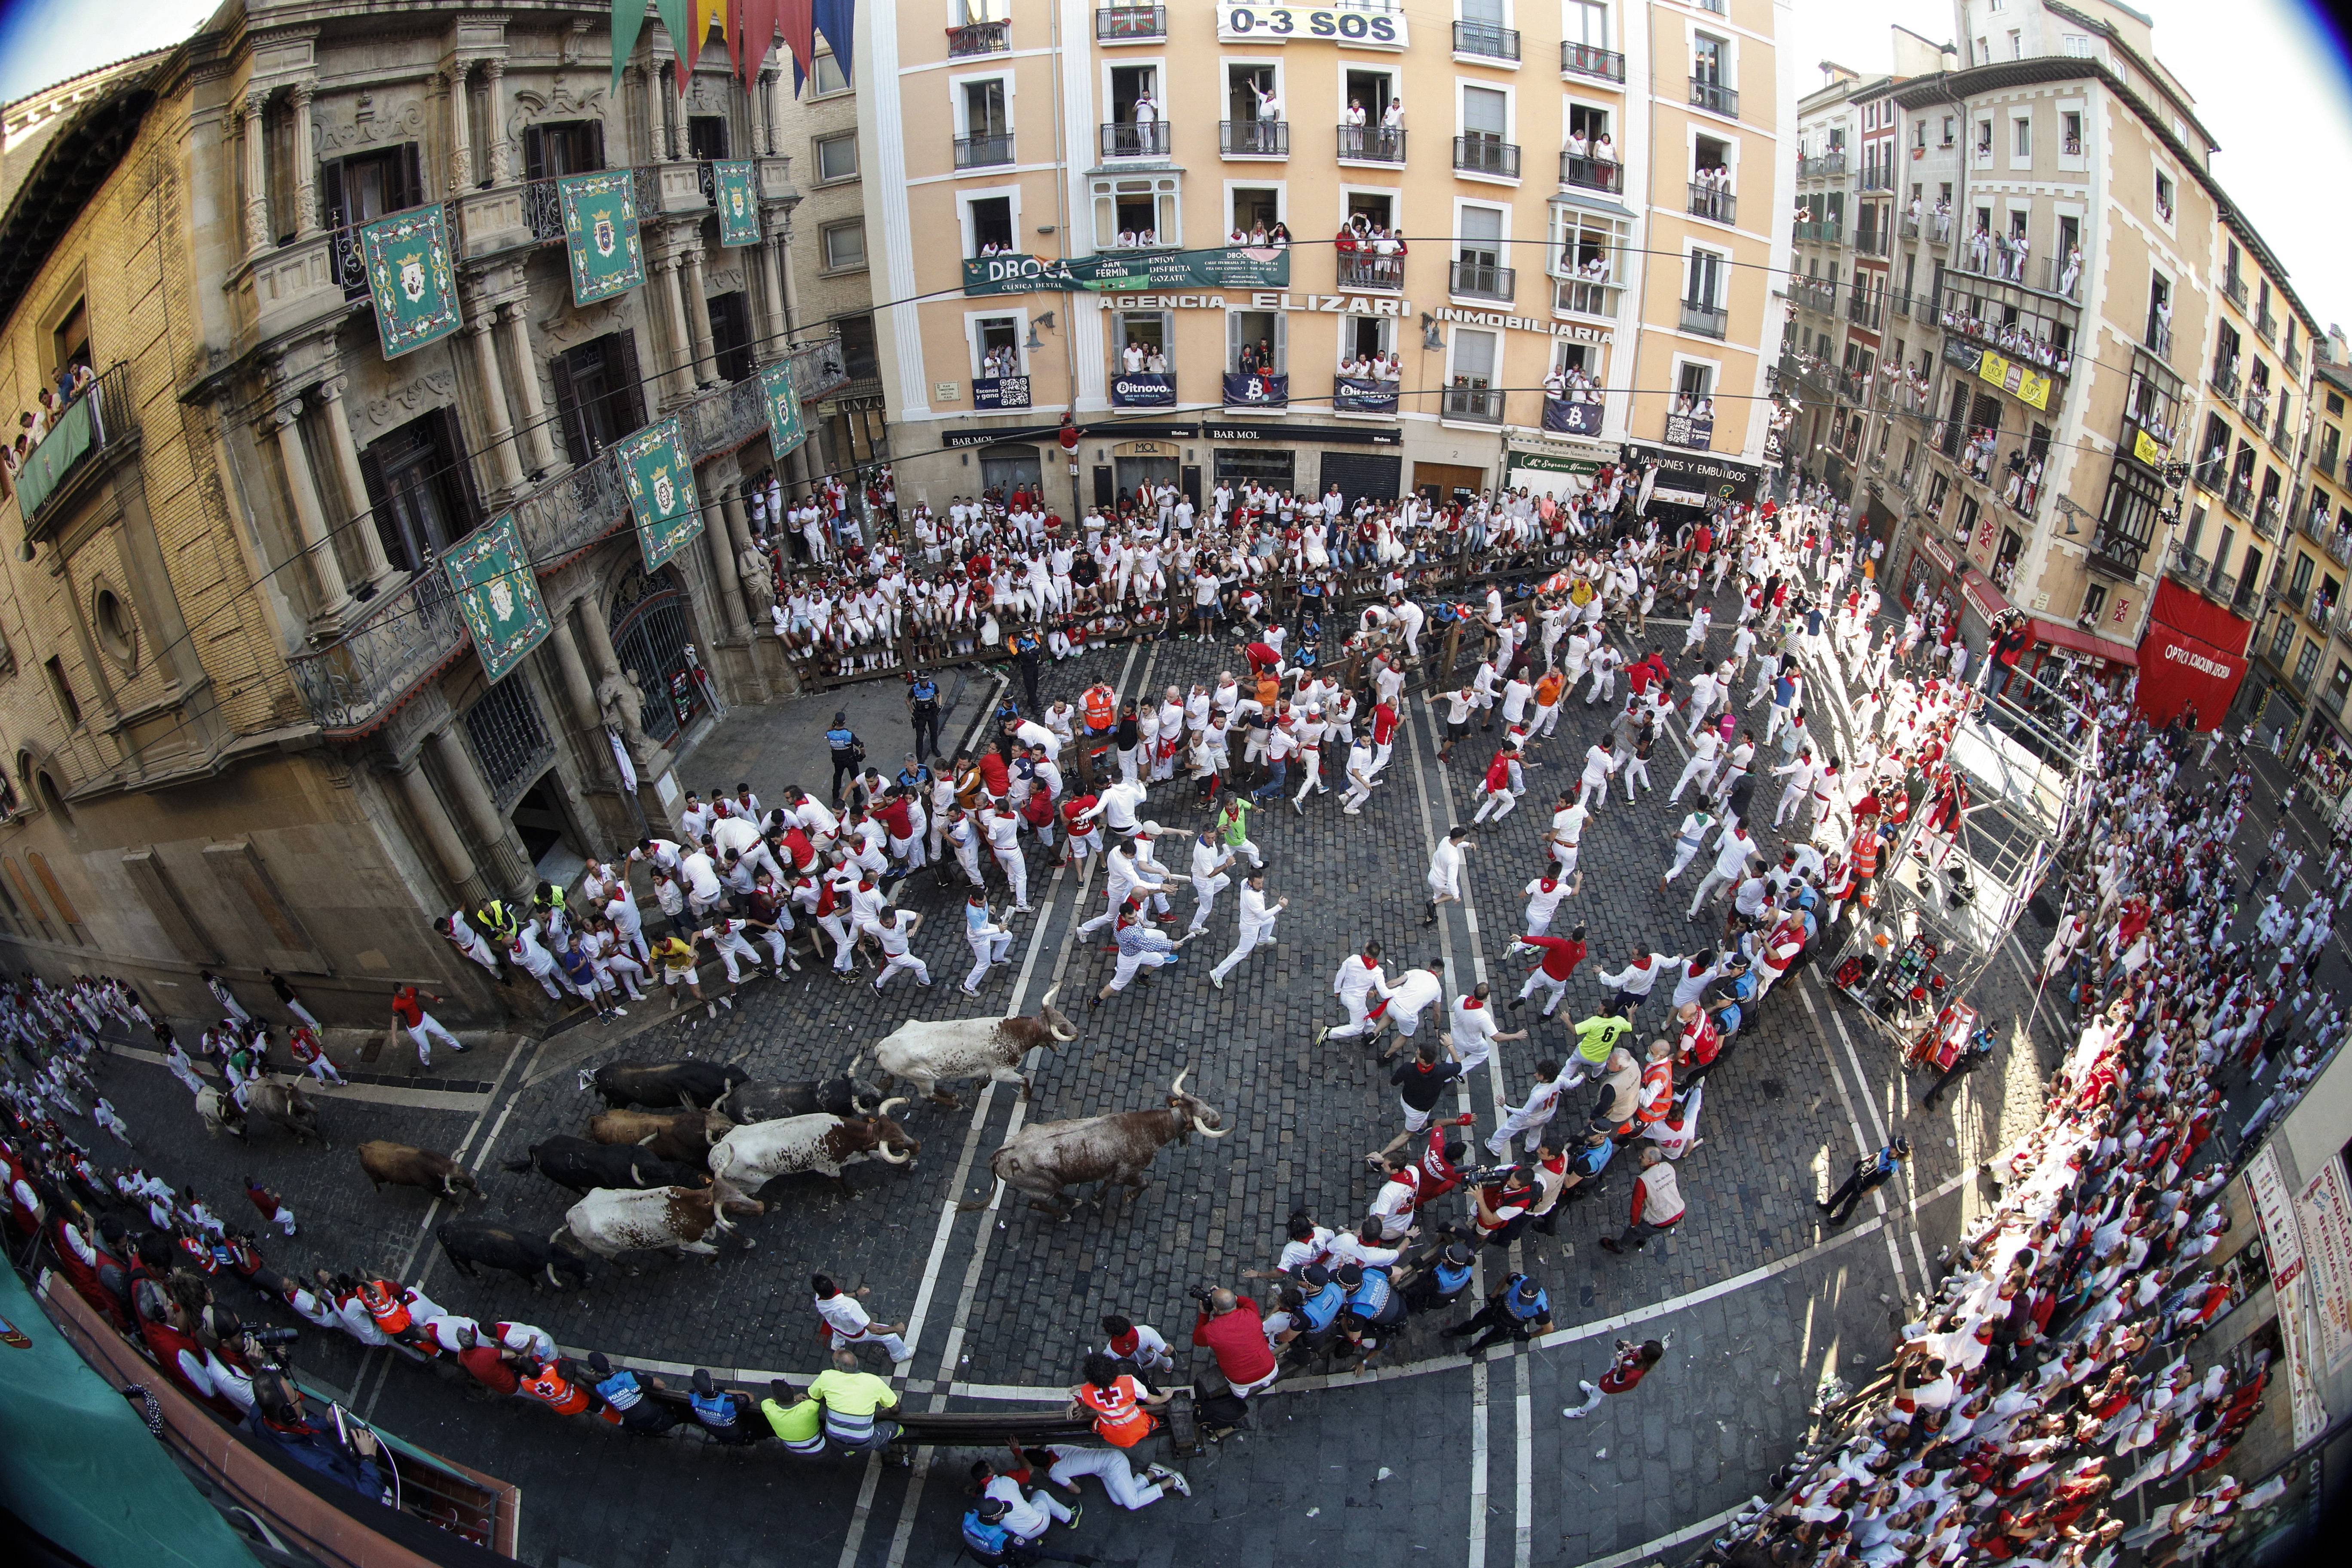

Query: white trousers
left=965, top=928, right=1014, bottom=990
left=405, top=1012, right=462, bottom=1065
left=1516, top=971, right=1568, bottom=1015
left=1210, top=918, right=1277, bottom=983
left=1108, top=949, right=1172, bottom=990
left=1048, top=1447, right=1164, bottom=1510
left=993, top=846, right=1029, bottom=908
left=874, top=952, right=930, bottom=989
left=1326, top=993, right=1377, bottom=1038
left=1189, top=872, right=1231, bottom=933
left=1669, top=755, right=1713, bottom=802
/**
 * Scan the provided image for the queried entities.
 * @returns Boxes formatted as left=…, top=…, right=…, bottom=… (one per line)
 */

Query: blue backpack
left=961, top=1510, right=1013, bottom=1558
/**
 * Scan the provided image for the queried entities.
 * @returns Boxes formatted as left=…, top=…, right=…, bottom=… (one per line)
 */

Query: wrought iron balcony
left=1337, top=125, right=1406, bottom=164
left=2082, top=530, right=2148, bottom=580
left=2210, top=360, right=2242, bottom=400
left=1690, top=78, right=1740, bottom=118
left=1681, top=299, right=1729, bottom=339
left=2257, top=308, right=2279, bottom=346
left=1220, top=120, right=1289, bottom=158
left=2225, top=478, right=2256, bottom=520
left=1337, top=252, right=1406, bottom=291
left=1454, top=21, right=1521, bottom=61
left=1793, top=220, right=1845, bottom=246
left=2242, top=386, right=2270, bottom=429
left=1442, top=386, right=1503, bottom=423
left=2038, top=254, right=2082, bottom=302
left=1686, top=182, right=1735, bottom=224
left=947, top=19, right=1011, bottom=57
left=13, top=362, right=137, bottom=540
left=1095, top=4, right=1164, bottom=41
left=1562, top=153, right=1623, bottom=193
left=1554, top=276, right=1622, bottom=317
left=2222, top=275, right=2248, bottom=312
left=1450, top=259, right=1516, bottom=302
left=285, top=568, right=468, bottom=739
left=1562, top=42, right=1626, bottom=82
left=1454, top=135, right=1521, bottom=178
left=1100, top=121, right=1172, bottom=159
left=1798, top=152, right=1848, bottom=179
left=954, top=132, right=1014, bottom=168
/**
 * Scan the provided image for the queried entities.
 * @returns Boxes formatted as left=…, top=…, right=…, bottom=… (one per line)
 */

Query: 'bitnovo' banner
left=1543, top=397, right=1605, bottom=436
left=1334, top=377, right=1397, bottom=414
left=1222, top=371, right=1288, bottom=408
left=1111, top=373, right=1176, bottom=408
left=442, top=511, right=551, bottom=683
left=361, top=204, right=462, bottom=360
left=559, top=169, right=646, bottom=306
left=615, top=417, right=704, bottom=572
left=964, top=247, right=1291, bottom=296
left=711, top=159, right=761, bottom=247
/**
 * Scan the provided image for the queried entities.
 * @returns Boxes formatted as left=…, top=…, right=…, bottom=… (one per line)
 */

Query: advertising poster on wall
left=1222, top=371, right=1289, bottom=408
left=974, top=376, right=1034, bottom=410
left=1111, top=373, right=1176, bottom=408
left=962, top=246, right=1292, bottom=296
left=1334, top=376, right=1398, bottom=413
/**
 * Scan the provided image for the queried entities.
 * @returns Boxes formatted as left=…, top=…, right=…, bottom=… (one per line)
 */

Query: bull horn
left=1039, top=984, right=1060, bottom=1011
left=876, top=1097, right=908, bottom=1118
left=1170, top=1069, right=1189, bottom=1098
left=876, top=1141, right=912, bottom=1165
left=574, top=1068, right=593, bottom=1093
left=1192, top=1113, right=1233, bottom=1138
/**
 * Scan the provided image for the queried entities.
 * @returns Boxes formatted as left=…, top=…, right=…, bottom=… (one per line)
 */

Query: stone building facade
left=0, top=3, right=844, bottom=1025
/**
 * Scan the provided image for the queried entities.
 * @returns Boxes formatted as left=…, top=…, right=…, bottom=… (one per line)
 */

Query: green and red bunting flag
left=609, top=0, right=851, bottom=98
left=360, top=204, right=461, bottom=360
left=760, top=359, right=807, bottom=457
left=557, top=169, right=646, bottom=306
left=442, top=511, right=551, bottom=683
left=615, top=417, right=704, bottom=571
left=711, top=159, right=760, bottom=245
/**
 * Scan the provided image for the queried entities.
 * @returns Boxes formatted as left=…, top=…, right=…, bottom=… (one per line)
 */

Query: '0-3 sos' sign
left=1216, top=5, right=1411, bottom=48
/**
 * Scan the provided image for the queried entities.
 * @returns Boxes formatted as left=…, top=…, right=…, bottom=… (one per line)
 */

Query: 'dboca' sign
left=1217, top=4, right=1409, bottom=47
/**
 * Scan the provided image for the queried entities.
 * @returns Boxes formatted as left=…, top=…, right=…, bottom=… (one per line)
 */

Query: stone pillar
left=757, top=233, right=790, bottom=356
left=485, top=59, right=512, bottom=186
left=662, top=256, right=699, bottom=401
left=273, top=400, right=351, bottom=619
left=682, top=244, right=718, bottom=386
left=317, top=378, right=395, bottom=585
left=721, top=482, right=761, bottom=628
left=446, top=63, right=473, bottom=193
left=502, top=303, right=558, bottom=473
left=576, top=592, right=624, bottom=683
left=430, top=725, right=514, bottom=873
left=704, top=484, right=749, bottom=638
left=242, top=88, right=270, bottom=253
left=290, top=83, right=318, bottom=236
left=757, top=70, right=777, bottom=156
left=468, top=314, right=527, bottom=491
left=548, top=612, right=604, bottom=733
left=395, top=758, right=479, bottom=897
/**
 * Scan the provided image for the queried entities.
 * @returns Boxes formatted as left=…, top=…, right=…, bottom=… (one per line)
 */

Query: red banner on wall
left=2135, top=579, right=2251, bottom=730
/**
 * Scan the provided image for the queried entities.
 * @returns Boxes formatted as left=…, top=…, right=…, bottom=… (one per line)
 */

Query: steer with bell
left=706, top=1104, right=921, bottom=1197
left=961, top=1071, right=1232, bottom=1220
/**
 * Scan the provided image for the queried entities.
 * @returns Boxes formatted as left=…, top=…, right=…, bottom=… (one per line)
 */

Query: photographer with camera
left=243, top=1373, right=389, bottom=1503
left=1188, top=1285, right=1278, bottom=1397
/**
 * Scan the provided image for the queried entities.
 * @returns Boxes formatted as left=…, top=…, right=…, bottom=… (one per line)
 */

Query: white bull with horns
left=959, top=1070, right=1233, bottom=1220
left=871, top=985, right=1078, bottom=1108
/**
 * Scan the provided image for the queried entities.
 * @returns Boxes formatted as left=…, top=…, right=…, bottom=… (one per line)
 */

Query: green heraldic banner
left=963, top=246, right=1292, bottom=295
left=442, top=511, right=551, bottom=683
left=712, top=160, right=761, bottom=247
left=361, top=204, right=462, bottom=360
left=559, top=169, right=646, bottom=306
left=760, top=361, right=808, bottom=457
left=616, top=417, right=704, bottom=571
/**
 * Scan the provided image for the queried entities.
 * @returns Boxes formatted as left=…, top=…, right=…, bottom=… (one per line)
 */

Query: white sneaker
left=1150, top=1464, right=1192, bottom=1498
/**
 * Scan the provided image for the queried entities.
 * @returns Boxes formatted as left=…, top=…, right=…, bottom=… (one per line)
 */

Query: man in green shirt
left=805, top=1350, right=903, bottom=1453
left=1214, top=797, right=1264, bottom=869
left=758, top=1378, right=828, bottom=1455
left=1565, top=1002, right=1633, bottom=1089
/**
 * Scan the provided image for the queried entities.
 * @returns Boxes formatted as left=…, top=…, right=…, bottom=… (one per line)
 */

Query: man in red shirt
left=1190, top=1288, right=1278, bottom=1396
left=1369, top=698, right=1401, bottom=780
left=388, top=985, right=466, bottom=1069
left=1509, top=923, right=1588, bottom=1017
left=1674, top=1001, right=1725, bottom=1090
left=455, top=1324, right=521, bottom=1397
left=1562, top=1337, right=1668, bottom=1418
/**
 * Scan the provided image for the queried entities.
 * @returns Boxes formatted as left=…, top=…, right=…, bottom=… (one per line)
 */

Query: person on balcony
left=1130, top=90, right=1158, bottom=128
left=1268, top=221, right=1289, bottom=247
left=2059, top=245, right=2082, bottom=297
left=1566, top=127, right=1590, bottom=161
left=1592, top=132, right=1616, bottom=165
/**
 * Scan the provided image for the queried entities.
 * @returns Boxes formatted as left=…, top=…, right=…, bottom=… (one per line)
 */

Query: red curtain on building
left=2135, top=579, right=2252, bottom=731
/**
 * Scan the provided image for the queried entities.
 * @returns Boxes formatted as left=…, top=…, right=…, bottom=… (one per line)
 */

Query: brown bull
left=958, top=1070, right=1232, bottom=1221
left=585, top=1107, right=735, bottom=1167
left=357, top=1140, right=481, bottom=1204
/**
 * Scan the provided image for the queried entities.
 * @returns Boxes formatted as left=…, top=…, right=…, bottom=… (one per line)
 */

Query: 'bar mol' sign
left=1217, top=5, right=1410, bottom=49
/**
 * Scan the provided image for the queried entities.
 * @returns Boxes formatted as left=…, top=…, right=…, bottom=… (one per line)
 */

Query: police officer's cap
left=976, top=1498, right=1012, bottom=1523
left=692, top=1367, right=716, bottom=1394
left=1334, top=1262, right=1364, bottom=1288
left=1300, top=1264, right=1332, bottom=1288
left=1442, top=1240, right=1474, bottom=1268
left=1513, top=1276, right=1543, bottom=1301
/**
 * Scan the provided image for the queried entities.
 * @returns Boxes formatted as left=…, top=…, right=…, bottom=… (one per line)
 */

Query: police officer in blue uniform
left=1442, top=1272, right=1555, bottom=1357
left=585, top=1351, right=678, bottom=1434
left=1402, top=1234, right=1478, bottom=1313
left=825, top=711, right=864, bottom=805
left=1279, top=1264, right=1349, bottom=1371
left=687, top=1366, right=762, bottom=1445
left=906, top=669, right=942, bottom=763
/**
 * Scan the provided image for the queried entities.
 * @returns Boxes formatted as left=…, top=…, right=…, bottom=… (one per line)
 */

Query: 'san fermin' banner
left=964, top=247, right=1291, bottom=296
left=615, top=418, right=704, bottom=572
left=442, top=511, right=552, bottom=683
left=559, top=169, right=646, bottom=306
left=760, top=361, right=808, bottom=457
left=712, top=159, right=761, bottom=246
left=361, top=204, right=462, bottom=360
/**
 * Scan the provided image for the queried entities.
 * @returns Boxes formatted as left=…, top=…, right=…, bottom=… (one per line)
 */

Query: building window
left=687, top=115, right=729, bottom=161
left=1091, top=174, right=1180, bottom=249
left=1568, top=0, right=1608, bottom=46
left=967, top=195, right=1015, bottom=257
left=2297, top=639, right=2322, bottom=689
left=2063, top=34, right=2094, bottom=57
left=815, top=132, right=858, bottom=182
left=973, top=314, right=1023, bottom=377
left=836, top=313, right=880, bottom=383
left=2079, top=583, right=2107, bottom=625
left=2061, top=111, right=2083, bottom=155
left=2092, top=459, right=2163, bottom=565
left=359, top=410, right=483, bottom=572
left=821, top=220, right=868, bottom=272
left=522, top=119, right=605, bottom=178
left=2154, top=170, right=2175, bottom=224
left=2012, top=116, right=2030, bottom=158
left=1450, top=328, right=1498, bottom=386
left=44, top=657, right=80, bottom=728
left=322, top=146, right=424, bottom=228
left=708, top=292, right=755, bottom=385
left=812, top=52, right=850, bottom=96
left=548, top=333, right=647, bottom=466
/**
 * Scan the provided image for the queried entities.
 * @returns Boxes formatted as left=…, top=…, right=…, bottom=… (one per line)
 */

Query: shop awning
left=1917, top=536, right=1956, bottom=575
left=2027, top=619, right=2138, bottom=667
left=1958, top=566, right=2008, bottom=622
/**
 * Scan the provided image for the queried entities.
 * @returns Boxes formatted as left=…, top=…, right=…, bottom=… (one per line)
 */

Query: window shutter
left=524, top=125, right=547, bottom=181
left=432, top=402, right=487, bottom=537
left=399, top=143, right=424, bottom=209
left=1273, top=312, right=1287, bottom=374
left=588, top=118, right=608, bottom=172
left=611, top=330, right=648, bottom=433
left=548, top=349, right=590, bottom=466
left=319, top=159, right=347, bottom=228
left=353, top=434, right=404, bottom=572
left=1226, top=309, right=1240, bottom=372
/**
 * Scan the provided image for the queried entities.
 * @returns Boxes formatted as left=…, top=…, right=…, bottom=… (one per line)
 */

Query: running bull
left=872, top=985, right=1078, bottom=1109
left=357, top=1140, right=481, bottom=1204
left=959, top=1071, right=1232, bottom=1220
left=706, top=1104, right=919, bottom=1197
left=715, top=1070, right=885, bottom=1122
left=561, top=1179, right=765, bottom=1271
left=579, top=1059, right=750, bottom=1109
left=502, top=1135, right=709, bottom=1194
left=585, top=1107, right=735, bottom=1167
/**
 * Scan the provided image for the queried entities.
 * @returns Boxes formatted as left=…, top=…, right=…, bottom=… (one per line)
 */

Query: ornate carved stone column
left=468, top=314, right=527, bottom=492
left=757, top=70, right=777, bottom=156
left=501, top=303, right=557, bottom=473
left=703, top=482, right=749, bottom=638
left=662, top=255, right=699, bottom=401
left=757, top=232, right=789, bottom=355
left=547, top=613, right=603, bottom=733
left=242, top=88, right=271, bottom=253
left=317, top=378, right=395, bottom=584
left=394, top=757, right=480, bottom=898
left=273, top=400, right=351, bottom=619
left=429, top=726, right=518, bottom=879
left=290, top=83, right=319, bottom=236
left=445, top=64, right=473, bottom=193
left=681, top=243, right=718, bottom=386
left=484, top=59, right=512, bottom=186
left=575, top=592, right=624, bottom=683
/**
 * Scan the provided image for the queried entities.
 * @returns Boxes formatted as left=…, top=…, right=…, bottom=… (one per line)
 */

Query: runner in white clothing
left=812, top=1276, right=911, bottom=1363
left=1318, top=942, right=1393, bottom=1044
left=1208, top=871, right=1288, bottom=988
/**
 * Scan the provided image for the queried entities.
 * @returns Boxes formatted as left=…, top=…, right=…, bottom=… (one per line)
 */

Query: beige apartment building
left=0, top=5, right=841, bottom=1022
left=2241, top=336, right=2352, bottom=770
left=857, top=0, right=1795, bottom=515
left=1852, top=0, right=2322, bottom=731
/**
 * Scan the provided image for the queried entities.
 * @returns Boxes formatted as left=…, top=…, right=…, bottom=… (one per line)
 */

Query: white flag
left=606, top=728, right=638, bottom=792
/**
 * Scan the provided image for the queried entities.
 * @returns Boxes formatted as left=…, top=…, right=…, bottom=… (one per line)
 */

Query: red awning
left=1919, top=536, right=1957, bottom=574
left=1958, top=567, right=2009, bottom=623
left=2026, top=618, right=2138, bottom=667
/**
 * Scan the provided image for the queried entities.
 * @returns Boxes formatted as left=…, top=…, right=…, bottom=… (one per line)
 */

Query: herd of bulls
left=377, top=986, right=1240, bottom=1292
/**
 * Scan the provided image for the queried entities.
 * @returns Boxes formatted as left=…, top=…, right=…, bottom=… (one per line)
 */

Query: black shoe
left=1598, top=1237, right=1624, bottom=1254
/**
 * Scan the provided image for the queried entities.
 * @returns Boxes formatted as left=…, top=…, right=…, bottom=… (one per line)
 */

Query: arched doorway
left=606, top=564, right=709, bottom=748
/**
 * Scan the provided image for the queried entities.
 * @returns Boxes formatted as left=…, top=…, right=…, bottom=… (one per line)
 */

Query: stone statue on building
left=737, top=542, right=777, bottom=619
left=597, top=667, right=652, bottom=759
